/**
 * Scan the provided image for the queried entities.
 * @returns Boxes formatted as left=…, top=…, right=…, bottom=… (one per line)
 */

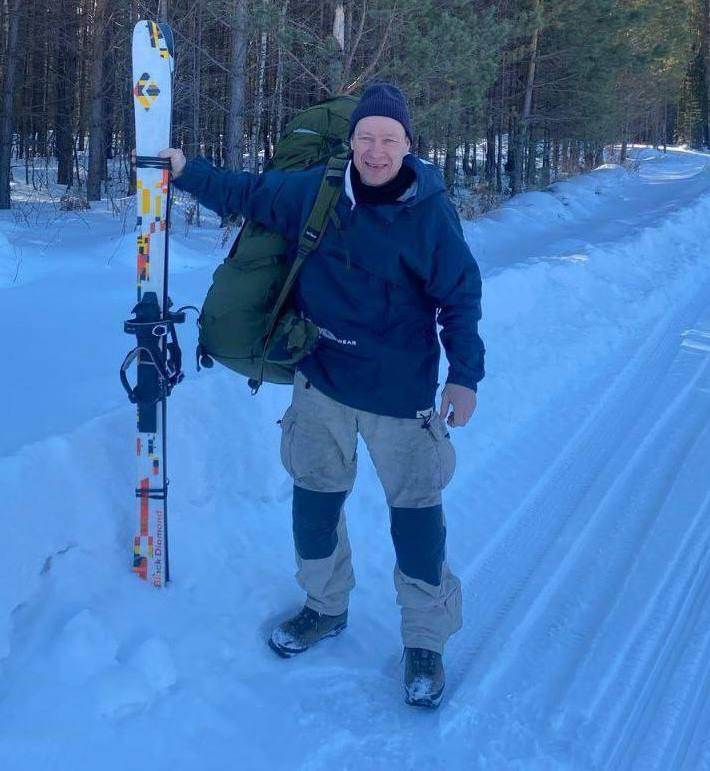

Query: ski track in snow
left=443, top=281, right=710, bottom=770
left=1, top=147, right=710, bottom=769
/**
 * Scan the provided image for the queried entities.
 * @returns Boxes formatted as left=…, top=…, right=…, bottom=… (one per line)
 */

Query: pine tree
left=677, top=0, right=709, bottom=147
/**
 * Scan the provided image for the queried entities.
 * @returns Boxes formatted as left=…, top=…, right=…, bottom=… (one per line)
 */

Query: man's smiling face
left=350, top=116, right=411, bottom=187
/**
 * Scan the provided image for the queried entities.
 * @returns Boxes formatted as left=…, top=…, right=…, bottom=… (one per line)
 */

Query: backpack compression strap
left=251, top=154, right=349, bottom=393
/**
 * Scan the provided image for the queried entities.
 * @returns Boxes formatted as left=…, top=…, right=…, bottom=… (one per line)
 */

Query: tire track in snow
left=441, top=280, right=710, bottom=760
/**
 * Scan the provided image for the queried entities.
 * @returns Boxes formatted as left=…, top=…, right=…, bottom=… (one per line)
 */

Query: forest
left=0, top=0, right=708, bottom=210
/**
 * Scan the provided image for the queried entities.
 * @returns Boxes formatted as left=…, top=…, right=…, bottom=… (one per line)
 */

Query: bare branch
left=344, top=2, right=396, bottom=94
left=282, top=46, right=331, bottom=95
left=169, top=23, right=232, bottom=76
left=342, top=0, right=367, bottom=85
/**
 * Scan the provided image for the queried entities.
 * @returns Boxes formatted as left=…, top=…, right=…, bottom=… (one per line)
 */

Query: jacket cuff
left=171, top=156, right=212, bottom=195
left=446, top=370, right=480, bottom=392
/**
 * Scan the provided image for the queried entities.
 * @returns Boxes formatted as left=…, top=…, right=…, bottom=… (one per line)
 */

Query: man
left=165, top=84, right=485, bottom=708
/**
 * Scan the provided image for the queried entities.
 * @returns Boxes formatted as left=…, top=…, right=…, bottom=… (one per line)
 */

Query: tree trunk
left=126, top=0, right=138, bottom=196
left=192, top=0, right=203, bottom=156
left=444, top=125, right=456, bottom=191
left=663, top=96, right=669, bottom=151
left=560, top=138, right=569, bottom=173
left=462, top=140, right=474, bottom=177
left=251, top=26, right=268, bottom=172
left=103, top=47, right=115, bottom=173
left=0, top=0, right=22, bottom=209
left=77, top=6, right=90, bottom=152
left=496, top=122, right=503, bottom=194
left=36, top=42, right=49, bottom=161
left=551, top=134, right=559, bottom=181
left=485, top=112, right=496, bottom=190
left=224, top=0, right=248, bottom=171
left=327, top=2, right=345, bottom=94
left=273, top=0, right=288, bottom=142
left=583, top=141, right=594, bottom=170
left=525, top=128, right=536, bottom=187
left=87, top=0, right=107, bottom=201
left=702, top=0, right=710, bottom=146
left=540, top=127, right=550, bottom=187
left=513, top=1, right=542, bottom=195
left=510, top=110, right=522, bottom=193
left=55, top=0, right=77, bottom=188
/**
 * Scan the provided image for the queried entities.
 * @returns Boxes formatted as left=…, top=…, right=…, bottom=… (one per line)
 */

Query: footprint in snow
left=51, top=608, right=118, bottom=687
left=95, top=637, right=177, bottom=720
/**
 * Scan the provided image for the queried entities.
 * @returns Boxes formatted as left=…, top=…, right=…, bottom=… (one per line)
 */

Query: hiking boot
left=268, top=605, right=348, bottom=658
left=404, top=647, right=445, bottom=708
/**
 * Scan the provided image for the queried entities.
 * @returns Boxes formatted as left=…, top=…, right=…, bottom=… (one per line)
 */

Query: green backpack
left=197, top=95, right=359, bottom=391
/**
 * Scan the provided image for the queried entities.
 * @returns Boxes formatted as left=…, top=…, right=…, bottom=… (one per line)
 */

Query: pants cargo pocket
left=442, top=568, right=463, bottom=636
left=279, top=406, right=297, bottom=478
left=424, top=415, right=457, bottom=490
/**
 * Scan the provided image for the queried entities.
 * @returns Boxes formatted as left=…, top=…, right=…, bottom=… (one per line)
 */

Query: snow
left=2, top=146, right=710, bottom=769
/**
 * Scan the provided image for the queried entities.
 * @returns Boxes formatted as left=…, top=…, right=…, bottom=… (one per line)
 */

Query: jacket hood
left=401, top=153, right=446, bottom=204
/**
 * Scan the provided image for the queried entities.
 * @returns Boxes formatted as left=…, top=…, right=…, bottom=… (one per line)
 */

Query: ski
left=120, top=19, right=183, bottom=587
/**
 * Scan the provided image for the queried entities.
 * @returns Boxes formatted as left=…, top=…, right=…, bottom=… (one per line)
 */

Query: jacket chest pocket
left=310, top=246, right=397, bottom=334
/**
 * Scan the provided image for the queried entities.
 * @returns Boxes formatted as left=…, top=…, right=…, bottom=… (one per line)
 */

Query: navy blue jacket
left=173, top=154, right=485, bottom=418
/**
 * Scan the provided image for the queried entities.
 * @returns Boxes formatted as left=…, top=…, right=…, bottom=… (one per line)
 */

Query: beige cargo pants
left=279, top=371, right=462, bottom=654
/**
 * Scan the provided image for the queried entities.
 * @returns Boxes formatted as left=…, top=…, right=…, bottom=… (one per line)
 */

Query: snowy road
left=1, top=147, right=710, bottom=770
left=469, top=146, right=710, bottom=273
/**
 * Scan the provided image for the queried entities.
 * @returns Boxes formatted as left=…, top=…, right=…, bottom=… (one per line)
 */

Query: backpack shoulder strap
left=253, top=155, right=349, bottom=392
left=295, top=154, right=349, bottom=259
left=267, top=155, right=348, bottom=330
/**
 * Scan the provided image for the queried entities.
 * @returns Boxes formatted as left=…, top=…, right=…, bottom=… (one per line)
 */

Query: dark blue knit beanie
left=349, top=84, right=413, bottom=141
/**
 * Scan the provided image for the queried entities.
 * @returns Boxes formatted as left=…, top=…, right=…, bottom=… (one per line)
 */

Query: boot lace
left=410, top=648, right=438, bottom=677
left=291, top=606, right=320, bottom=634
